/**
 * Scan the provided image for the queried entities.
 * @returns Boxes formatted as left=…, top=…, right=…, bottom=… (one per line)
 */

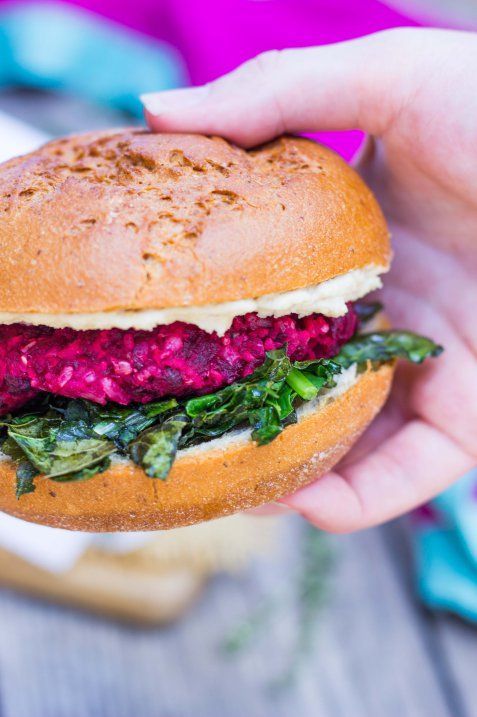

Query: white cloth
left=0, top=112, right=152, bottom=571
left=0, top=111, right=47, bottom=161
left=0, top=513, right=93, bottom=572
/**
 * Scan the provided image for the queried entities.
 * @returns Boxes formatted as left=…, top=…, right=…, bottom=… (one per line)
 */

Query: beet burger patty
left=0, top=309, right=358, bottom=413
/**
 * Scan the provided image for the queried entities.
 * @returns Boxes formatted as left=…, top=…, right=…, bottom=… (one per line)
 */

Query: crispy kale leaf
left=52, top=397, right=178, bottom=448
left=335, top=331, right=443, bottom=368
left=129, top=414, right=188, bottom=479
left=15, top=461, right=39, bottom=498
left=183, top=351, right=340, bottom=448
left=5, top=412, right=115, bottom=479
left=185, top=349, right=295, bottom=442
left=1, top=330, right=442, bottom=496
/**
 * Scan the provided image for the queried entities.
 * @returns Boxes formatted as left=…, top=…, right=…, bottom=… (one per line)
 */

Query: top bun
left=0, top=130, right=390, bottom=314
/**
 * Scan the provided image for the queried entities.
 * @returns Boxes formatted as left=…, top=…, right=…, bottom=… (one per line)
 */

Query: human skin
left=142, top=28, right=477, bottom=532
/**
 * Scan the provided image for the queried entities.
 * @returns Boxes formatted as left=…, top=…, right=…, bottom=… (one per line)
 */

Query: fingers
left=141, top=29, right=404, bottom=146
left=141, top=28, right=462, bottom=147
left=379, top=281, right=477, bottom=460
left=282, top=419, right=475, bottom=533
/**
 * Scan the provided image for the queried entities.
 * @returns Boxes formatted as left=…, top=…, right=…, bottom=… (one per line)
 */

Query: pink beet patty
left=0, top=307, right=358, bottom=415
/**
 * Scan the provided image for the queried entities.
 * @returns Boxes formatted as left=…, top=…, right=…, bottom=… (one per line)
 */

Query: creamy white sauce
left=0, top=264, right=386, bottom=335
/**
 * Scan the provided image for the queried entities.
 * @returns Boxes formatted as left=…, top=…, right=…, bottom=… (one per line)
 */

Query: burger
left=0, top=130, right=441, bottom=531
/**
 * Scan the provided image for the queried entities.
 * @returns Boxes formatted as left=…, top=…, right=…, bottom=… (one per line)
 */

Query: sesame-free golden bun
left=0, top=130, right=390, bottom=314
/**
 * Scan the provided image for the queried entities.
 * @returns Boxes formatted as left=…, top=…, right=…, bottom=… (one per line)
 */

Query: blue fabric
left=0, top=2, right=187, bottom=116
left=413, top=468, right=477, bottom=623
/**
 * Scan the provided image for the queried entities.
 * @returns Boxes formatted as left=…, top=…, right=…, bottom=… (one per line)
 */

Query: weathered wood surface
left=1, top=518, right=476, bottom=717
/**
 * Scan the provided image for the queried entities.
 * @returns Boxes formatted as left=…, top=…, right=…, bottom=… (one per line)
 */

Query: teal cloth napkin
left=413, top=469, right=477, bottom=622
left=0, top=2, right=187, bottom=116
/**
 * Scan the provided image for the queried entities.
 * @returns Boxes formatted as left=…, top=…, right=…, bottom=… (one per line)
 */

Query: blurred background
left=0, top=1, right=477, bottom=716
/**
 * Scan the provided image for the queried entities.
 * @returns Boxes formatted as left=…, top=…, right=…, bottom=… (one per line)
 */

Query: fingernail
left=141, top=86, right=208, bottom=115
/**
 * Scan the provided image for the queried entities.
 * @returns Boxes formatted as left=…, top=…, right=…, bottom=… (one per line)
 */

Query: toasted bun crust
left=0, top=130, right=390, bottom=313
left=0, top=363, right=394, bottom=531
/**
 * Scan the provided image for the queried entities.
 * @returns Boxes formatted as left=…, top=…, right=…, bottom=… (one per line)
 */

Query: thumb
left=141, top=28, right=444, bottom=147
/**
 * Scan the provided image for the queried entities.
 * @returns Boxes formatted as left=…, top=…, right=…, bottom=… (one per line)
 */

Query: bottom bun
left=0, top=363, right=394, bottom=531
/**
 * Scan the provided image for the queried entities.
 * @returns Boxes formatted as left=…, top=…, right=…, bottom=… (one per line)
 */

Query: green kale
left=6, top=414, right=115, bottom=479
left=48, top=457, right=112, bottom=483
left=15, top=461, right=39, bottom=498
left=0, top=433, right=38, bottom=497
left=1, top=329, right=442, bottom=495
left=250, top=406, right=284, bottom=445
left=2, top=410, right=115, bottom=499
left=185, top=348, right=292, bottom=443
left=286, top=367, right=319, bottom=400
left=129, top=414, right=189, bottom=479
left=183, top=351, right=341, bottom=448
left=52, top=397, right=178, bottom=448
left=335, top=330, right=443, bottom=368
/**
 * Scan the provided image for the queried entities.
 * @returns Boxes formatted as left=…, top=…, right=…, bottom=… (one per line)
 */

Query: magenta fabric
left=54, top=0, right=421, bottom=156
left=63, top=0, right=419, bottom=84
left=0, top=0, right=423, bottom=155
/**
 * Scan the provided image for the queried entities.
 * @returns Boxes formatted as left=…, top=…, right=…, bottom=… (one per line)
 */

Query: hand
left=142, top=28, right=477, bottom=532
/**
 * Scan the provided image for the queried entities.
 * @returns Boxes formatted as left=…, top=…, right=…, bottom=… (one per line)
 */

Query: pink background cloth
left=57, top=0, right=421, bottom=156
left=0, top=0, right=425, bottom=154
left=59, top=0, right=420, bottom=85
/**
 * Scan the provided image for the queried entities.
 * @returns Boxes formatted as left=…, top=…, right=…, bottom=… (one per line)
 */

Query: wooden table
left=0, top=515, right=476, bottom=717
